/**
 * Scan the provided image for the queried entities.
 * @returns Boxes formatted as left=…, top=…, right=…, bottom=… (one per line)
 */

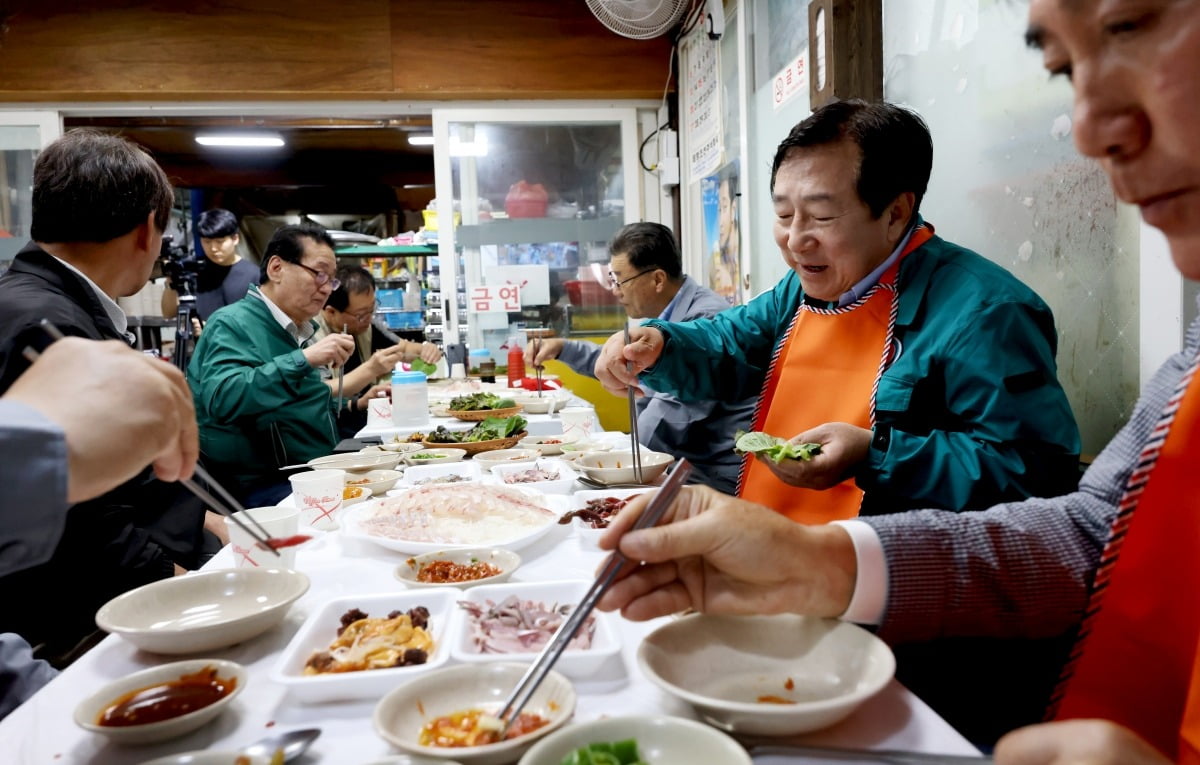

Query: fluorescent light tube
left=195, top=134, right=285, bottom=148
left=407, top=134, right=435, bottom=146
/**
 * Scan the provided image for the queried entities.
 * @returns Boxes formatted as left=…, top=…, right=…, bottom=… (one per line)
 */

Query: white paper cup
left=366, top=395, right=392, bottom=427
left=288, top=469, right=346, bottom=530
left=558, top=406, right=596, bottom=441
left=450, top=362, right=467, bottom=379
left=225, top=505, right=299, bottom=569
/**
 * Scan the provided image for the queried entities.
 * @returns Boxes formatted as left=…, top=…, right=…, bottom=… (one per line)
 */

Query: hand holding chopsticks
left=495, top=459, right=694, bottom=735
left=622, top=325, right=644, bottom=484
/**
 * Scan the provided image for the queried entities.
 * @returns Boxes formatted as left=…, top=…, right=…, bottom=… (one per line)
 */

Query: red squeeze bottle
left=507, top=341, right=525, bottom=388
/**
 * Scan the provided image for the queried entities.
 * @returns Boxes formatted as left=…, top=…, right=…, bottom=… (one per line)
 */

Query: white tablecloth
left=0, top=487, right=981, bottom=764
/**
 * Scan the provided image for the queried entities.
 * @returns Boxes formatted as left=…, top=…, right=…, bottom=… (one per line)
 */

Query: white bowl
left=489, top=459, right=577, bottom=495
left=404, top=448, right=468, bottom=466
left=564, top=488, right=653, bottom=550
left=395, top=548, right=521, bottom=589
left=518, top=715, right=752, bottom=765
left=346, top=469, right=404, bottom=494
left=308, top=451, right=403, bottom=472
left=271, top=589, right=458, bottom=703
left=449, top=580, right=620, bottom=678
left=577, top=450, right=673, bottom=485
left=372, top=441, right=427, bottom=454
left=471, top=448, right=541, bottom=468
left=515, top=434, right=578, bottom=456
left=342, top=484, right=374, bottom=506
left=73, top=659, right=247, bottom=745
left=373, top=662, right=576, bottom=765
left=637, top=614, right=896, bottom=736
left=400, top=460, right=484, bottom=487
left=555, top=441, right=612, bottom=463
left=96, top=568, right=310, bottom=654
left=140, top=754, right=272, bottom=765
left=511, top=396, right=563, bottom=415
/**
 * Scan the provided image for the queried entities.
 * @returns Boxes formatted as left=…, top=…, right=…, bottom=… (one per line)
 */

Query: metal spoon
left=240, top=727, right=321, bottom=762
left=575, top=475, right=653, bottom=490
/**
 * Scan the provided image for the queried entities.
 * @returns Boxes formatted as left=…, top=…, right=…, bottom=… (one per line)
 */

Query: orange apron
left=738, top=226, right=933, bottom=525
left=1051, top=354, right=1200, bottom=762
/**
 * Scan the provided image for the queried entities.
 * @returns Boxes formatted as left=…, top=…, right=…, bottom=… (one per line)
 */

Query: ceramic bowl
left=95, top=568, right=310, bottom=654
left=489, top=458, right=577, bottom=495
left=139, top=754, right=272, bottom=765
left=555, top=441, right=612, bottom=463
left=576, top=450, right=673, bottom=485
left=517, top=715, right=751, bottom=765
left=342, top=484, right=374, bottom=506
left=73, top=659, right=247, bottom=745
left=637, top=613, right=895, bottom=736
left=515, top=434, right=578, bottom=456
left=511, top=395, right=565, bottom=415
left=404, top=448, right=468, bottom=466
left=373, top=662, right=576, bottom=765
left=372, top=441, right=427, bottom=454
left=308, top=451, right=402, bottom=472
left=471, top=448, right=541, bottom=469
left=346, top=469, right=404, bottom=495
left=395, top=548, right=521, bottom=589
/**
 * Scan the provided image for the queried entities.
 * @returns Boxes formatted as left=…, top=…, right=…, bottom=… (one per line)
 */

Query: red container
left=564, top=279, right=619, bottom=306
left=505, top=181, right=549, bottom=219
left=507, top=344, right=526, bottom=388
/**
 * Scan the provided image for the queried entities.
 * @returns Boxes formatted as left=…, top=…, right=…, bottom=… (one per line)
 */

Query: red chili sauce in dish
left=97, top=666, right=237, bottom=727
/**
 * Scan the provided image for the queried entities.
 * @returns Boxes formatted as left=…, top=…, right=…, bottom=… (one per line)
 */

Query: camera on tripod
left=159, top=235, right=204, bottom=297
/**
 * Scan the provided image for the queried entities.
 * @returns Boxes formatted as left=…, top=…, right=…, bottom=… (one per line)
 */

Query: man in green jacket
left=596, top=100, right=1081, bottom=521
left=189, top=223, right=356, bottom=506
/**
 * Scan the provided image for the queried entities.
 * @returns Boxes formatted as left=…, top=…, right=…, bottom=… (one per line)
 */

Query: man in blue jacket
left=528, top=222, right=754, bottom=493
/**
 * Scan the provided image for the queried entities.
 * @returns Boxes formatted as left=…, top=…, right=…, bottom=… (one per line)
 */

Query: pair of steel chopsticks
left=24, top=319, right=281, bottom=557
left=335, top=323, right=347, bottom=413
left=621, top=325, right=643, bottom=484
left=495, top=458, right=694, bottom=734
left=534, top=335, right=543, bottom=398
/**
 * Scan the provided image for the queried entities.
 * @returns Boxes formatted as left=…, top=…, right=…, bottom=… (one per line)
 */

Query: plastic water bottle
left=391, top=368, right=428, bottom=427
left=507, top=336, right=525, bottom=388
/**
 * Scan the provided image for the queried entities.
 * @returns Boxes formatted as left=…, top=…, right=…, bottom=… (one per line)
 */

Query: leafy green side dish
left=448, top=392, right=517, bottom=411
left=733, top=430, right=822, bottom=463
left=559, top=738, right=646, bottom=765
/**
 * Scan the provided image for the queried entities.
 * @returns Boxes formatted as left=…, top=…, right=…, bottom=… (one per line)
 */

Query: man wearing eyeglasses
left=189, top=222, right=356, bottom=506
left=315, top=265, right=443, bottom=438
left=528, top=222, right=755, bottom=494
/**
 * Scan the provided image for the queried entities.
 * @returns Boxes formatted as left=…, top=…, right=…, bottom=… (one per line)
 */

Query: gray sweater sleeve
left=864, top=315, right=1200, bottom=643
left=0, top=401, right=69, bottom=577
left=556, top=340, right=603, bottom=378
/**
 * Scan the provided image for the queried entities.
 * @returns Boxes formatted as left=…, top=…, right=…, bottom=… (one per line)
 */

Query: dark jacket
left=0, top=244, right=205, bottom=656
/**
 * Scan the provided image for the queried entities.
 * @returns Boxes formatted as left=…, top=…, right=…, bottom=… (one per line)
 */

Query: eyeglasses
left=607, top=269, right=656, bottom=290
left=289, top=260, right=341, bottom=291
left=344, top=301, right=377, bottom=323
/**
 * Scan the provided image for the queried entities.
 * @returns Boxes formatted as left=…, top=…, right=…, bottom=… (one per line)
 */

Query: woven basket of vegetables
left=424, top=432, right=527, bottom=454
left=447, top=405, right=523, bottom=422
left=421, top=415, right=529, bottom=454
left=445, top=393, right=522, bottom=422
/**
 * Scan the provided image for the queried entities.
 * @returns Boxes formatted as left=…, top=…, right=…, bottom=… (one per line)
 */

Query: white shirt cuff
left=831, top=520, right=887, bottom=626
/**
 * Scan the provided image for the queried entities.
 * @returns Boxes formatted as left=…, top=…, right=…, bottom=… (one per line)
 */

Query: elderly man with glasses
left=528, top=222, right=755, bottom=493
left=314, top=265, right=443, bottom=438
left=188, top=223, right=356, bottom=506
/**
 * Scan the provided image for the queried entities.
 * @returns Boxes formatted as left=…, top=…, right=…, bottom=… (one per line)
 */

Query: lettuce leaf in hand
left=733, top=430, right=821, bottom=463
left=410, top=358, right=438, bottom=376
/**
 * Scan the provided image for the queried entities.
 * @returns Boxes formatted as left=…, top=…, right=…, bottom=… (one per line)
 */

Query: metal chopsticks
left=335, top=323, right=347, bottom=413
left=622, top=325, right=643, bottom=484
left=534, top=334, right=543, bottom=398
left=495, top=458, right=694, bottom=734
left=180, top=466, right=282, bottom=557
left=29, top=319, right=281, bottom=557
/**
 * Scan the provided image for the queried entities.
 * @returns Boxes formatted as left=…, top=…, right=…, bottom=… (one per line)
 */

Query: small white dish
left=139, top=753, right=272, bottom=765
left=471, top=448, right=541, bottom=468
left=517, top=715, right=752, bottom=765
left=449, top=580, right=620, bottom=678
left=577, top=450, right=673, bottom=485
left=404, top=448, right=468, bottom=466
left=395, top=548, right=521, bottom=589
left=489, top=458, right=577, bottom=495
left=564, top=488, right=653, bottom=550
left=346, top=469, right=404, bottom=494
left=372, top=441, right=426, bottom=454
left=400, top=460, right=484, bottom=487
left=342, top=484, right=373, bottom=506
left=308, top=451, right=402, bottom=472
left=638, top=613, right=896, bottom=736
left=74, top=659, right=246, bottom=745
left=373, top=662, right=576, bottom=765
left=516, top=434, right=578, bottom=456
left=95, top=568, right=309, bottom=654
left=271, top=589, right=458, bottom=703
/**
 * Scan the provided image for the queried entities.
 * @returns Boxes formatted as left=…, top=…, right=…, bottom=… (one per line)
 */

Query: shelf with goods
left=334, top=243, right=443, bottom=342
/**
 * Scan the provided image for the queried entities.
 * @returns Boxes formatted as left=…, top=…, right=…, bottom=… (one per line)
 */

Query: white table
left=0, top=489, right=981, bottom=764
left=354, top=400, right=600, bottom=441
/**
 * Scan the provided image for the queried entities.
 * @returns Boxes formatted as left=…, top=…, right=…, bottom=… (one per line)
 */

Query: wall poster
left=702, top=160, right=742, bottom=305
